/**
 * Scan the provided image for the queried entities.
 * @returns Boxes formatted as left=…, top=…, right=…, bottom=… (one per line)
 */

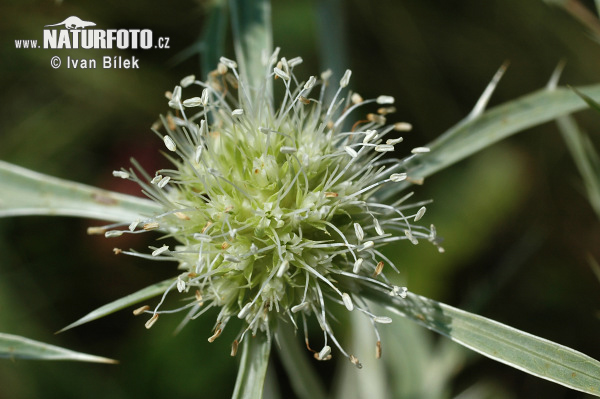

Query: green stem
left=232, top=332, right=272, bottom=399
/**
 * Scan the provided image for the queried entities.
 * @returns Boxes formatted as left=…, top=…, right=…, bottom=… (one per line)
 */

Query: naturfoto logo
left=43, top=16, right=156, bottom=50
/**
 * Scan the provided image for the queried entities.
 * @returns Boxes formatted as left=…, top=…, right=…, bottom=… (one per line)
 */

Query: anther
left=280, top=146, right=297, bottom=154
left=390, top=173, right=407, bottom=182
left=344, top=146, right=358, bottom=158
left=342, top=293, right=354, bottom=311
left=152, top=245, right=169, bottom=256
left=374, top=219, right=385, bottom=236
left=180, top=75, right=195, bottom=88
left=325, top=192, right=338, bottom=198
left=217, top=63, right=228, bottom=75
left=87, top=226, right=107, bottom=235
left=219, top=57, right=237, bottom=69
left=200, top=89, right=209, bottom=106
left=176, top=277, right=186, bottom=292
left=377, top=106, right=396, bottom=115
left=105, top=230, right=123, bottom=238
left=394, top=122, right=413, bottom=131
left=183, top=97, right=203, bottom=107
left=151, top=175, right=162, bottom=184
left=112, top=170, right=129, bottom=179
left=351, top=93, right=364, bottom=104
left=276, top=260, right=289, bottom=278
left=175, top=212, right=190, bottom=220
left=358, top=241, right=374, bottom=252
left=304, top=76, right=316, bottom=90
left=143, top=222, right=160, bottom=230
left=363, top=130, right=378, bottom=144
left=231, top=340, right=239, bottom=357
left=232, top=109, right=244, bottom=116
left=386, top=137, right=403, bottom=145
left=350, top=355, right=362, bottom=369
left=374, top=144, right=394, bottom=152
left=411, top=147, right=430, bottom=154
left=163, top=135, right=177, bottom=152
left=316, top=345, right=332, bottom=360
left=145, top=314, right=159, bottom=329
left=373, top=316, right=393, bottom=324
left=353, top=258, right=363, bottom=273
left=354, top=223, right=364, bottom=242
left=238, top=303, right=252, bottom=319
left=373, top=261, right=384, bottom=278
left=113, top=248, right=122, bottom=255
left=274, top=67, right=290, bottom=81
left=376, top=95, right=395, bottom=104
left=340, top=69, right=352, bottom=88
left=129, top=220, right=139, bottom=231
left=208, top=328, right=222, bottom=343
left=376, top=341, right=382, bottom=359
left=133, top=305, right=150, bottom=316
left=224, top=254, right=241, bottom=263
left=414, top=206, right=426, bottom=222
left=157, top=176, right=170, bottom=188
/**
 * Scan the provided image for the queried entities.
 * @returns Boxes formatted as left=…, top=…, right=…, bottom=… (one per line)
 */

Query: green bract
left=101, top=49, right=438, bottom=365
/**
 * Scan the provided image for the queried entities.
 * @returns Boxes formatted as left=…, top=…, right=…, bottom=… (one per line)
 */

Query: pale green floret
left=106, top=48, right=440, bottom=365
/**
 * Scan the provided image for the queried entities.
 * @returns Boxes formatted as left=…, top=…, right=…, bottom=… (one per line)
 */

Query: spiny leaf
left=0, top=333, right=117, bottom=364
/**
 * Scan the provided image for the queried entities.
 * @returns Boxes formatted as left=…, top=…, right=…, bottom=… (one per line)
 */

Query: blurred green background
left=1, top=0, right=599, bottom=398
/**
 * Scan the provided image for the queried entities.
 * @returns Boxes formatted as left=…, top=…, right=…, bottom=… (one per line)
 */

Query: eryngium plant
left=97, top=49, right=439, bottom=365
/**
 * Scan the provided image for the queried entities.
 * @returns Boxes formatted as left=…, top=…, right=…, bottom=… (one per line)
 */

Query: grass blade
left=0, top=333, right=117, bottom=364
left=232, top=332, right=271, bottom=399
left=0, top=160, right=161, bottom=222
left=363, top=286, right=600, bottom=396
left=57, top=279, right=175, bottom=333
left=229, top=0, right=272, bottom=88
left=380, top=84, right=600, bottom=200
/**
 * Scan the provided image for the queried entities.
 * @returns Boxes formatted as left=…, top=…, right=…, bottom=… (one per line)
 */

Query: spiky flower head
left=103, top=48, right=441, bottom=366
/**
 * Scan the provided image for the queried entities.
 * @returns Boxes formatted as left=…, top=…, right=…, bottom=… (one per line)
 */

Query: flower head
left=101, top=49, right=440, bottom=366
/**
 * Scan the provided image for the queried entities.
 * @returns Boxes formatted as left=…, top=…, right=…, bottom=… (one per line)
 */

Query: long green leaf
left=363, top=286, right=600, bottom=396
left=232, top=332, right=271, bottom=399
left=229, top=0, right=272, bottom=88
left=201, top=0, right=229, bottom=78
left=0, top=160, right=160, bottom=222
left=57, top=278, right=175, bottom=333
left=380, top=84, right=600, bottom=200
left=556, top=115, right=600, bottom=219
left=0, top=333, right=117, bottom=364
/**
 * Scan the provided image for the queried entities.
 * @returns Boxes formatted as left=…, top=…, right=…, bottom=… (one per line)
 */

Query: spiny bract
left=102, top=48, right=441, bottom=366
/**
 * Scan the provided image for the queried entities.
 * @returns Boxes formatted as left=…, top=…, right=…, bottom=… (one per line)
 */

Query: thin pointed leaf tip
left=95, top=48, right=438, bottom=366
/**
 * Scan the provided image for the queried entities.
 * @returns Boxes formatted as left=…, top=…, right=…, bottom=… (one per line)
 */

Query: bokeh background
left=1, top=0, right=599, bottom=398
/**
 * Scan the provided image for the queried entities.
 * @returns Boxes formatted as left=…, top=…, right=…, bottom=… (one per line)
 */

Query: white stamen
left=414, top=206, right=426, bottom=222
left=404, top=230, right=418, bottom=245
left=128, top=220, right=139, bottom=232
left=157, top=176, right=170, bottom=188
left=344, top=146, right=358, bottom=158
left=353, top=258, right=363, bottom=273
left=375, top=144, right=394, bottom=152
left=152, top=245, right=169, bottom=256
left=386, top=137, right=403, bottom=145
left=354, top=223, right=364, bottom=242
left=151, top=175, right=162, bottom=184
left=363, top=130, right=377, bottom=144
left=194, top=146, right=203, bottom=163
left=342, top=293, right=354, bottom=311
left=376, top=95, right=395, bottom=104
left=373, top=316, right=393, bottom=324
left=168, top=86, right=182, bottom=108
left=145, top=314, right=159, bottom=329
left=200, top=88, right=209, bottom=106
left=304, top=76, right=317, bottom=90
left=394, top=122, right=413, bottom=131
left=164, top=135, right=176, bottom=152
left=340, top=69, right=352, bottom=88
left=238, top=303, right=252, bottom=319
left=183, top=97, right=203, bottom=107
left=288, top=56, right=303, bottom=67
left=321, top=69, right=332, bottom=81
left=374, top=219, right=385, bottom=236
left=276, top=260, right=289, bottom=278
left=359, top=241, right=374, bottom=252
left=176, top=277, right=186, bottom=292
left=219, top=57, right=237, bottom=69
left=180, top=75, right=195, bottom=88
left=105, top=230, right=123, bottom=238
left=232, top=108, right=244, bottom=116
left=411, top=147, right=430, bottom=154
left=318, top=345, right=331, bottom=360
left=274, top=67, right=290, bottom=81
left=351, top=93, right=363, bottom=104
left=112, top=170, right=129, bottom=179
left=390, top=173, right=407, bottom=182
left=291, top=302, right=309, bottom=313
